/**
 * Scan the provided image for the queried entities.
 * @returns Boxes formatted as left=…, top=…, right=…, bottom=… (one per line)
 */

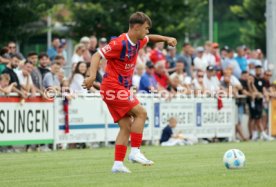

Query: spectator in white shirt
left=69, top=61, right=88, bottom=93
left=194, top=46, right=208, bottom=71
left=170, top=59, right=192, bottom=87
left=203, top=65, right=220, bottom=93
left=202, top=41, right=216, bottom=66
left=16, top=61, right=36, bottom=96
left=71, top=43, right=85, bottom=70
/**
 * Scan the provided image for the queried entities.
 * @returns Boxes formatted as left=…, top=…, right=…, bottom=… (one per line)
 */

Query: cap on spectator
left=146, top=61, right=154, bottom=68
left=221, top=45, right=229, bottom=51
left=61, top=38, right=67, bottom=45
left=255, top=60, right=262, bottom=67
left=196, top=46, right=204, bottom=52
left=167, top=46, right=175, bottom=50
left=80, top=36, right=90, bottom=43
left=100, top=37, right=107, bottom=43
left=212, top=43, right=219, bottom=48
left=176, top=56, right=185, bottom=63
left=255, top=65, right=262, bottom=69
left=206, top=65, right=215, bottom=71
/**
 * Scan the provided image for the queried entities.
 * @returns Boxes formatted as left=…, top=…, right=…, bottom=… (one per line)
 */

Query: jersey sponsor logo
left=102, top=45, right=111, bottom=54
left=125, top=63, right=134, bottom=70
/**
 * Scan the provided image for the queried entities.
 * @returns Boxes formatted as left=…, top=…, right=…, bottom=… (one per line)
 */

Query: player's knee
left=138, top=107, right=147, bottom=120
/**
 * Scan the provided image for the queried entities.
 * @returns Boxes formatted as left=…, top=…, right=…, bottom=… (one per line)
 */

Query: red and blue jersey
left=98, top=33, right=148, bottom=89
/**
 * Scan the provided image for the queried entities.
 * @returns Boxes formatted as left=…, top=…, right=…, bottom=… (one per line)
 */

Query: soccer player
left=83, top=12, right=177, bottom=173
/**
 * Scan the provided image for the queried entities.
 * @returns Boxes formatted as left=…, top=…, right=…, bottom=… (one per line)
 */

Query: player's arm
left=83, top=52, right=101, bottom=90
left=147, top=35, right=177, bottom=47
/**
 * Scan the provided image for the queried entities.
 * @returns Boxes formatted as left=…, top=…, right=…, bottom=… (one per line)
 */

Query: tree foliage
left=230, top=0, right=266, bottom=51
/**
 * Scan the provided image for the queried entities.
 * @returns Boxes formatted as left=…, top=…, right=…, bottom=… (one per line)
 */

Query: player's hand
left=82, top=77, right=95, bottom=90
left=166, top=37, right=177, bottom=47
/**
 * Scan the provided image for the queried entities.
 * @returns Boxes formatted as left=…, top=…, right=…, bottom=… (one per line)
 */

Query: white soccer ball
left=223, top=149, right=246, bottom=169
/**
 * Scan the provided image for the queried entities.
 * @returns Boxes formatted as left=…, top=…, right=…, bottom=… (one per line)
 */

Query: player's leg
left=112, top=116, right=132, bottom=173
left=127, top=104, right=154, bottom=165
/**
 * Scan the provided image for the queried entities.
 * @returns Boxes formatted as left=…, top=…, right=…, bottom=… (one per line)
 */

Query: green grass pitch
left=1, top=141, right=276, bottom=187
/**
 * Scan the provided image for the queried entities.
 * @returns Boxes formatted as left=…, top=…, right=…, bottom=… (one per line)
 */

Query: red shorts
left=100, top=85, right=139, bottom=123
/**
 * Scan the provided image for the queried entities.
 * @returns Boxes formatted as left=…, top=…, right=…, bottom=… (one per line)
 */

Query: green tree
left=70, top=0, right=208, bottom=44
left=230, top=0, right=266, bottom=52
left=0, top=0, right=55, bottom=44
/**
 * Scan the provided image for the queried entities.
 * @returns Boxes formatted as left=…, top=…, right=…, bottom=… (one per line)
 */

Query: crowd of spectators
left=1, top=36, right=276, bottom=152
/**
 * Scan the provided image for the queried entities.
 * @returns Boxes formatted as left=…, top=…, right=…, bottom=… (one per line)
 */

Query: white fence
left=0, top=95, right=237, bottom=147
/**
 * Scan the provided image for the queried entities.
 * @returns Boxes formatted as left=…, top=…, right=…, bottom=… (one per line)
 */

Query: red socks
left=115, top=145, right=127, bottom=161
left=130, top=132, right=143, bottom=147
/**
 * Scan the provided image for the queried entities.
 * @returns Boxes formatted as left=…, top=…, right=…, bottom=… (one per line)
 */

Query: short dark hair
left=24, top=60, right=33, bottom=65
left=38, top=52, right=49, bottom=59
left=54, top=55, right=64, bottom=61
left=183, top=42, right=190, bottom=48
left=10, top=53, right=21, bottom=59
left=241, top=70, right=248, bottom=74
left=27, top=52, right=38, bottom=58
left=129, top=12, right=152, bottom=28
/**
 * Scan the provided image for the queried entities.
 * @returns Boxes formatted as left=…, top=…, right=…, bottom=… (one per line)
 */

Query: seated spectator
left=160, top=117, right=196, bottom=146
left=71, top=43, right=85, bottom=70
left=43, top=61, right=61, bottom=92
left=193, top=46, right=207, bottom=72
left=69, top=61, right=88, bottom=93
left=47, top=38, right=60, bottom=61
left=2, top=54, right=26, bottom=97
left=167, top=75, right=184, bottom=95
left=170, top=59, right=192, bottom=88
left=154, top=61, right=169, bottom=90
left=27, top=52, right=38, bottom=66
left=222, top=48, right=241, bottom=78
left=132, top=63, right=145, bottom=90
left=192, top=70, right=206, bottom=95
left=16, top=61, right=36, bottom=97
left=54, top=55, right=66, bottom=68
left=0, top=74, right=17, bottom=94
left=38, top=53, right=50, bottom=80
left=212, top=43, right=221, bottom=66
left=203, top=65, right=220, bottom=93
left=139, top=61, right=157, bottom=93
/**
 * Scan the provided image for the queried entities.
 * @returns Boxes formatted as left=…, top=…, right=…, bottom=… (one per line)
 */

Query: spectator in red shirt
left=149, top=42, right=166, bottom=64
left=154, top=60, right=169, bottom=89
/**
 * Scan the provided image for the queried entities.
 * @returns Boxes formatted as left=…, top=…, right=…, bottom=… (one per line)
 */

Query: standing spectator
left=222, top=49, right=241, bottom=79
left=7, top=41, right=25, bottom=60
left=202, top=41, right=216, bottom=66
left=71, top=43, right=85, bottom=70
left=235, top=46, right=248, bottom=72
left=80, top=36, right=92, bottom=63
left=132, top=63, right=145, bottom=89
left=43, top=62, right=61, bottom=92
left=166, top=46, right=177, bottom=74
left=193, top=46, right=207, bottom=71
left=178, top=43, right=192, bottom=77
left=249, top=65, right=272, bottom=140
left=211, top=43, right=221, bottom=66
left=37, top=53, right=50, bottom=79
left=262, top=70, right=272, bottom=132
left=98, top=37, right=107, bottom=49
left=69, top=61, right=88, bottom=93
left=89, top=36, right=98, bottom=55
left=149, top=42, right=166, bottom=64
left=47, top=38, right=60, bottom=61
left=139, top=61, right=157, bottom=93
left=16, top=61, right=36, bottom=96
left=0, top=47, right=10, bottom=74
